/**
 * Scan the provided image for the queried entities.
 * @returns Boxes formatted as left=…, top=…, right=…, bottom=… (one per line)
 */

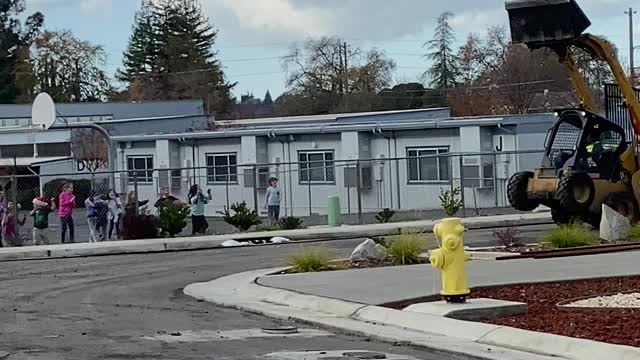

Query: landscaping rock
left=220, top=240, right=249, bottom=247
left=350, top=239, right=386, bottom=262
left=600, top=204, right=631, bottom=242
left=566, top=292, right=640, bottom=308
left=270, top=237, right=291, bottom=244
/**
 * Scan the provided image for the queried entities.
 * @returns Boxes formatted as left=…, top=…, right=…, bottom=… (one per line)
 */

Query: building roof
left=0, top=99, right=205, bottom=120
left=112, top=110, right=556, bottom=142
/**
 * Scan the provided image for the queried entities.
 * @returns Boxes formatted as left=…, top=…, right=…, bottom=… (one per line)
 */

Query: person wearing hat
left=31, top=196, right=55, bottom=246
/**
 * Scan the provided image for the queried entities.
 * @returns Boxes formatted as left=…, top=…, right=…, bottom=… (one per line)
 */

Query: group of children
left=0, top=177, right=283, bottom=247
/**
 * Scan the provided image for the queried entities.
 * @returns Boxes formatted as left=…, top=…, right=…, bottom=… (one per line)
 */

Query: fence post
left=356, top=160, right=363, bottom=225
left=252, top=165, right=259, bottom=213
left=307, top=169, right=312, bottom=217
left=346, top=164, right=351, bottom=214
left=493, top=151, right=499, bottom=207
left=225, top=171, right=230, bottom=211
left=134, top=173, right=139, bottom=216
left=458, top=155, right=466, bottom=218
left=11, top=156, right=17, bottom=215
left=395, top=158, right=401, bottom=209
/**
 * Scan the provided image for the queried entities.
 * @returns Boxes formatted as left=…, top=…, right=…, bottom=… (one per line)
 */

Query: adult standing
left=188, top=184, right=211, bottom=236
left=266, top=177, right=281, bottom=226
left=106, top=190, right=122, bottom=240
left=94, top=195, right=109, bottom=241
left=57, top=183, right=76, bottom=244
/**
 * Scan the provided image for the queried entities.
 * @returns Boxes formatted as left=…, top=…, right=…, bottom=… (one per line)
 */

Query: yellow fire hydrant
left=429, top=218, right=471, bottom=303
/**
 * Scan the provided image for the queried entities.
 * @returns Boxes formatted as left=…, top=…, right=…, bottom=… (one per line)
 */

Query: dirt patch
left=386, top=276, right=640, bottom=347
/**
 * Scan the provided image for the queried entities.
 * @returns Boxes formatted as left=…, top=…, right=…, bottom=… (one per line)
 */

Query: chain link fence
left=3, top=149, right=545, bottom=245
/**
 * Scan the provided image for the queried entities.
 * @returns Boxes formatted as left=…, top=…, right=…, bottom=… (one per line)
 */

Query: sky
left=25, top=0, right=640, bottom=100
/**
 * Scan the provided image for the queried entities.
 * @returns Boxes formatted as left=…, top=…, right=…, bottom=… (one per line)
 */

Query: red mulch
left=387, top=276, right=640, bottom=347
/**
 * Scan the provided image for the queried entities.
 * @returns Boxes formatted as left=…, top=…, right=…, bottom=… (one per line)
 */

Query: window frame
left=126, top=155, right=154, bottom=184
left=298, top=150, right=336, bottom=185
left=205, top=152, right=239, bottom=185
left=406, top=146, right=451, bottom=184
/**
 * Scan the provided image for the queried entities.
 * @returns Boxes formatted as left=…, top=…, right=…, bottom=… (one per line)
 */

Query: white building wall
left=115, top=124, right=547, bottom=217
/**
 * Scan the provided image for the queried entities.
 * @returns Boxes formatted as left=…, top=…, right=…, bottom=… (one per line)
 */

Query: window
left=127, top=156, right=154, bottom=183
left=206, top=153, right=238, bottom=184
left=407, top=147, right=450, bottom=183
left=299, top=151, right=335, bottom=184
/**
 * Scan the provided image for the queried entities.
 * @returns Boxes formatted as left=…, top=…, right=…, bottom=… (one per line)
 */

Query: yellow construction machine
left=505, top=0, right=640, bottom=226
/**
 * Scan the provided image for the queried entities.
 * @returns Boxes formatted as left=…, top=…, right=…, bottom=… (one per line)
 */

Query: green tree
left=118, top=0, right=157, bottom=82
left=263, top=90, right=273, bottom=105
left=0, top=0, right=44, bottom=103
left=119, top=0, right=235, bottom=115
left=425, top=12, right=458, bottom=95
left=33, top=30, right=112, bottom=102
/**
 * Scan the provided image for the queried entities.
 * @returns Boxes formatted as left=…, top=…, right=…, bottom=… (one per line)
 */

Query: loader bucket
left=505, top=0, right=591, bottom=45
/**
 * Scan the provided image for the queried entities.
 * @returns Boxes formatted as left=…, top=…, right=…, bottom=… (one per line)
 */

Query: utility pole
left=343, top=41, right=349, bottom=112
left=626, top=7, right=637, bottom=85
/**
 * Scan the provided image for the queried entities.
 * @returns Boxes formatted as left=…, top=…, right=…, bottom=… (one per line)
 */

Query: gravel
left=567, top=293, right=640, bottom=308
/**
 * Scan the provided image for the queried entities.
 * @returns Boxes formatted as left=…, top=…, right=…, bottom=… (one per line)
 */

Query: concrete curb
left=184, top=267, right=640, bottom=360
left=0, top=212, right=551, bottom=262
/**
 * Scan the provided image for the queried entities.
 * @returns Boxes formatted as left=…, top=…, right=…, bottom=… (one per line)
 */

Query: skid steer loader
left=505, top=0, right=640, bottom=226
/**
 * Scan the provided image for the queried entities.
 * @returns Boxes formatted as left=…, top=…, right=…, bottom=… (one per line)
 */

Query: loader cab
left=544, top=109, right=626, bottom=180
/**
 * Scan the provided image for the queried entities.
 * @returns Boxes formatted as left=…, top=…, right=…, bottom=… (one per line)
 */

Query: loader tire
left=604, top=192, right=638, bottom=223
left=507, top=171, right=539, bottom=212
left=557, top=171, right=594, bottom=212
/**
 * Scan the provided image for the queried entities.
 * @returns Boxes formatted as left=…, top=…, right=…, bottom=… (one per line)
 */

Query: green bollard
left=327, top=195, right=342, bottom=227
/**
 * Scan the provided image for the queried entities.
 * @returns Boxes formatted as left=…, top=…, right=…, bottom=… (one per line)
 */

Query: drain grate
left=261, top=326, right=299, bottom=335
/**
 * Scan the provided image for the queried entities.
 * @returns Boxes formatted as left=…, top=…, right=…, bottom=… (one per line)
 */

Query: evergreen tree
left=120, top=0, right=235, bottom=115
left=0, top=0, right=43, bottom=103
left=263, top=90, right=273, bottom=105
left=118, top=0, right=157, bottom=82
left=425, top=12, right=458, bottom=94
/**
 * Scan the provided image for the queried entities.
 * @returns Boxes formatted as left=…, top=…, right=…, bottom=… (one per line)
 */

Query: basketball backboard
left=32, top=93, right=56, bottom=130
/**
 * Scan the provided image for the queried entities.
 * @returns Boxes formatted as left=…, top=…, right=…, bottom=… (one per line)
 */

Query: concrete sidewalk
left=0, top=212, right=550, bottom=261
left=259, top=251, right=640, bottom=304
left=185, top=252, right=640, bottom=360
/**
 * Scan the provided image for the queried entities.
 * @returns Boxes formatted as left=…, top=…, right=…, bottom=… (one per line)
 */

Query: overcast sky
left=26, top=0, right=640, bottom=99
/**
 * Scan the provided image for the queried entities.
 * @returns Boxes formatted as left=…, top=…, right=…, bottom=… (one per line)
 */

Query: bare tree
left=71, top=129, right=108, bottom=186
left=281, top=37, right=396, bottom=114
left=32, top=30, right=112, bottom=102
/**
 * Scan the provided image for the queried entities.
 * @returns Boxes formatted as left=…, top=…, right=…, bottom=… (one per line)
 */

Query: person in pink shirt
left=57, top=183, right=76, bottom=243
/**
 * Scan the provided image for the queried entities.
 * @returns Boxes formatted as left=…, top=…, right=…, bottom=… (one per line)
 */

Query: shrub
left=218, top=201, right=261, bottom=232
left=439, top=187, right=464, bottom=217
left=387, top=231, right=428, bottom=265
left=492, top=227, right=523, bottom=248
left=544, top=222, right=599, bottom=249
left=375, top=208, right=395, bottom=223
left=122, top=214, right=161, bottom=240
left=278, top=216, right=304, bottom=230
left=629, top=224, right=640, bottom=242
left=289, top=248, right=332, bottom=273
left=159, top=201, right=190, bottom=237
left=256, top=224, right=281, bottom=232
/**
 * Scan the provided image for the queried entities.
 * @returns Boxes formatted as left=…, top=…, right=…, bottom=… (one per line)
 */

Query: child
left=2, top=202, right=26, bottom=247
left=188, top=184, right=211, bottom=235
left=94, top=195, right=109, bottom=242
left=57, top=183, right=76, bottom=243
left=85, top=191, right=99, bottom=243
left=106, top=190, right=123, bottom=240
left=31, top=196, right=55, bottom=246
left=266, top=177, right=281, bottom=226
